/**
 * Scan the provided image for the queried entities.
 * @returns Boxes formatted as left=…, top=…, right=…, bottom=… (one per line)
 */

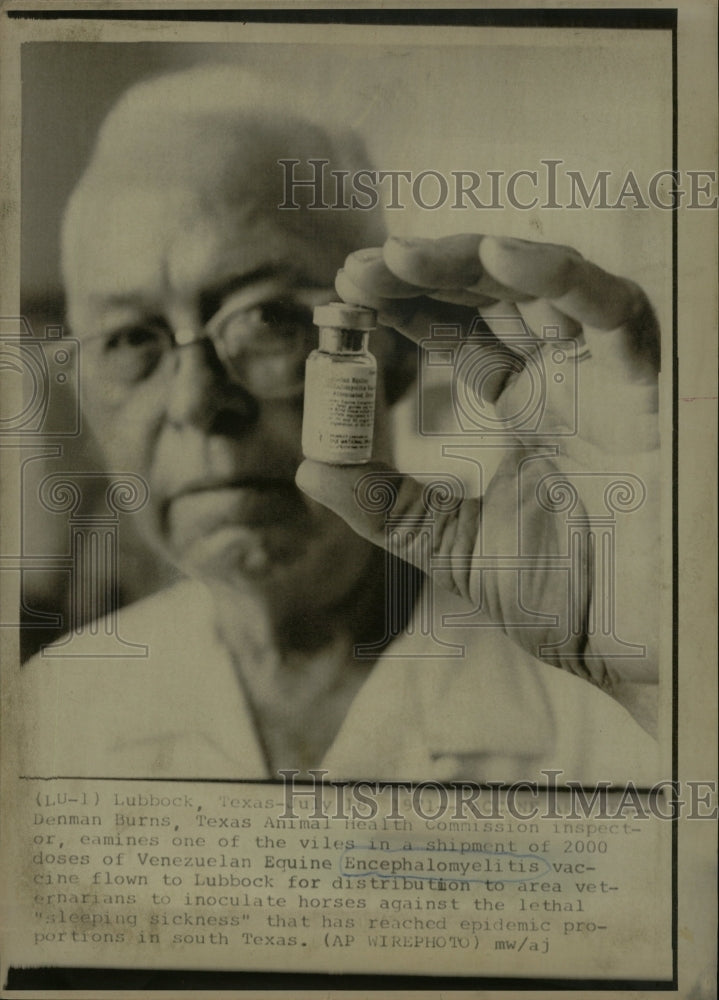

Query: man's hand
left=296, top=234, right=661, bottom=736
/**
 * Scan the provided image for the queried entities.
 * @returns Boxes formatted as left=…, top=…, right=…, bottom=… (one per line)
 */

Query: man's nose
left=164, top=339, right=259, bottom=431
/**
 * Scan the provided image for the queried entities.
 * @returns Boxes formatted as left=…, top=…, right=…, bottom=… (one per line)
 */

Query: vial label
left=302, top=361, right=377, bottom=464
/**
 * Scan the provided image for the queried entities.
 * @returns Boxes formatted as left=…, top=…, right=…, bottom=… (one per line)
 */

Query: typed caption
left=9, top=778, right=673, bottom=980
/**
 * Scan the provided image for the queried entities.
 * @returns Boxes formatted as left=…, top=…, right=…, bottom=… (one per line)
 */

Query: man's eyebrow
left=82, top=264, right=321, bottom=319
left=198, top=265, right=299, bottom=321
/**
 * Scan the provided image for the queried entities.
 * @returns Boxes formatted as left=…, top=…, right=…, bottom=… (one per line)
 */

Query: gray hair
left=61, top=63, right=386, bottom=287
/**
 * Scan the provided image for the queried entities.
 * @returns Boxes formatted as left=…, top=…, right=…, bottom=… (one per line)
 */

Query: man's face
left=65, top=172, right=392, bottom=615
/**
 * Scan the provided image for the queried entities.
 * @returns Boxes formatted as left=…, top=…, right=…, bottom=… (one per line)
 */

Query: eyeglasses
left=83, top=289, right=333, bottom=400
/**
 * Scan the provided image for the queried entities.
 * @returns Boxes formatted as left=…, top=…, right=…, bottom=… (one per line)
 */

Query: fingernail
left=335, top=269, right=372, bottom=307
left=386, top=236, right=430, bottom=248
left=350, top=247, right=384, bottom=262
left=489, top=235, right=539, bottom=251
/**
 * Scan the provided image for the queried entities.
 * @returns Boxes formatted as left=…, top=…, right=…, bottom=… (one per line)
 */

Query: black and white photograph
left=0, top=4, right=715, bottom=995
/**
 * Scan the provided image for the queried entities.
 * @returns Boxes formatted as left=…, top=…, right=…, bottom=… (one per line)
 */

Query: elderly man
left=18, top=65, right=660, bottom=783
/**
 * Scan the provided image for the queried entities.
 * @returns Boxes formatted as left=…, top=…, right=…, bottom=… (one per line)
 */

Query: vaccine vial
left=302, top=302, right=378, bottom=464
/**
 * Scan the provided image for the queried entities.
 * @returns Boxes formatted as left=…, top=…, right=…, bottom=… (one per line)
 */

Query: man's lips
left=169, top=475, right=299, bottom=502
left=163, top=477, right=306, bottom=536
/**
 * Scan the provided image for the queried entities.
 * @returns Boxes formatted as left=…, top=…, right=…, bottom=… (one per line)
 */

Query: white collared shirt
left=15, top=579, right=660, bottom=785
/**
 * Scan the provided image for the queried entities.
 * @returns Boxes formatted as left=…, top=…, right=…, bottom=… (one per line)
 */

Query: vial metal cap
left=313, top=302, right=377, bottom=330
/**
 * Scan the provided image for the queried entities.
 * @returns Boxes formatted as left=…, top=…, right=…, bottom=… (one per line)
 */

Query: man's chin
left=168, top=523, right=308, bottom=585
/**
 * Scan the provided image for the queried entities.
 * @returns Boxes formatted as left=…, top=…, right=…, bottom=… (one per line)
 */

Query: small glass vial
left=302, top=302, right=378, bottom=464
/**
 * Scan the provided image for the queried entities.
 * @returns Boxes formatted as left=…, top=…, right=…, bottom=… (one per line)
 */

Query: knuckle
left=623, top=279, right=652, bottom=319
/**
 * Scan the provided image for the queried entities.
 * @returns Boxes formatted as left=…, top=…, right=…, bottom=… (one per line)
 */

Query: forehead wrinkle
left=90, top=109, right=330, bottom=210
left=64, top=187, right=173, bottom=314
left=62, top=71, right=388, bottom=330
left=64, top=88, right=386, bottom=253
left=161, top=205, right=286, bottom=301
left=64, top=184, right=342, bottom=336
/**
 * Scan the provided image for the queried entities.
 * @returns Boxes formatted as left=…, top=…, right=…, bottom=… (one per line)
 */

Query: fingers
left=336, top=269, right=519, bottom=405
left=385, top=234, right=534, bottom=302
left=342, top=247, right=426, bottom=299
left=296, top=460, right=419, bottom=548
left=479, top=236, right=633, bottom=327
left=335, top=266, right=428, bottom=322
left=344, top=234, right=525, bottom=304
left=341, top=234, right=660, bottom=380
left=336, top=266, right=479, bottom=344
left=478, top=236, right=660, bottom=377
left=516, top=299, right=583, bottom=343
left=581, top=302, right=660, bottom=380
left=295, top=458, right=480, bottom=601
left=383, top=234, right=483, bottom=287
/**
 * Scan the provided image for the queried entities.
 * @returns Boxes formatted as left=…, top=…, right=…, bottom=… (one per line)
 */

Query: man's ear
left=381, top=324, right=419, bottom=406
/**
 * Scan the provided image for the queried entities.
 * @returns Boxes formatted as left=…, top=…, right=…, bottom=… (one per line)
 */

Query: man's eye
left=104, top=325, right=166, bottom=349
left=100, top=324, right=169, bottom=381
left=255, top=301, right=311, bottom=328
left=220, top=301, right=312, bottom=356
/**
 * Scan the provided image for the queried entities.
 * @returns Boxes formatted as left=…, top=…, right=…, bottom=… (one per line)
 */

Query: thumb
left=296, top=458, right=480, bottom=597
